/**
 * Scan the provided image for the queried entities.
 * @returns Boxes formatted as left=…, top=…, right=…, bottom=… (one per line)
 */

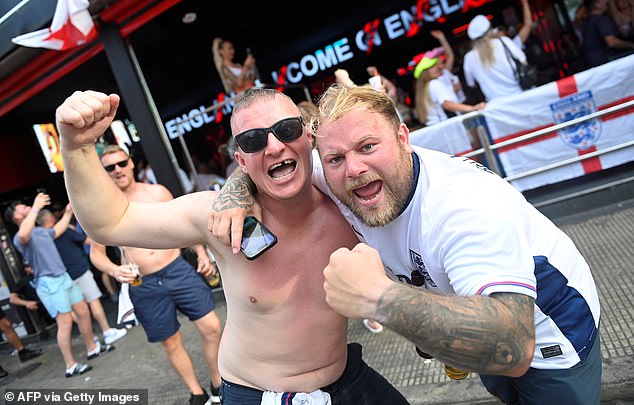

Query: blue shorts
left=480, top=332, right=602, bottom=405
left=36, top=273, right=84, bottom=319
left=129, top=256, right=216, bottom=342
left=221, top=343, right=408, bottom=405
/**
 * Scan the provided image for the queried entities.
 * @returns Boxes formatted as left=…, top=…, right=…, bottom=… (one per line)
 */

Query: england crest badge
left=550, top=90, right=601, bottom=150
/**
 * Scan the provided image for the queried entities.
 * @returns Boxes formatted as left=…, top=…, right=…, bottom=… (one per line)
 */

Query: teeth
left=269, top=159, right=294, bottom=171
left=359, top=191, right=380, bottom=201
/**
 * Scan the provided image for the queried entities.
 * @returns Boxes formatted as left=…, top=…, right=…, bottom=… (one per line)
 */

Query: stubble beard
left=327, top=150, right=413, bottom=227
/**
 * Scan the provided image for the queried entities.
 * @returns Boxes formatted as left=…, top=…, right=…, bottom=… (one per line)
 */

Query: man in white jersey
left=210, top=84, right=601, bottom=404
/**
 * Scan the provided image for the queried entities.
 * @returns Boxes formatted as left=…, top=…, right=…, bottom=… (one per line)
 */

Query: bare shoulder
left=312, top=187, right=358, bottom=244
left=142, top=183, right=174, bottom=202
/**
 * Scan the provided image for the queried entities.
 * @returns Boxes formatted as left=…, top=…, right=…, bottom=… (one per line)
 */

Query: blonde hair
left=99, top=144, right=128, bottom=159
left=297, top=100, right=319, bottom=123
left=212, top=37, right=233, bottom=94
left=312, top=84, right=400, bottom=141
left=414, top=69, right=434, bottom=125
left=473, top=31, right=497, bottom=68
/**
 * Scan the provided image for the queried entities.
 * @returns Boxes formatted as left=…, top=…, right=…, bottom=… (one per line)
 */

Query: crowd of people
left=580, top=0, right=634, bottom=68
left=3, top=196, right=122, bottom=379
left=335, top=0, right=633, bottom=130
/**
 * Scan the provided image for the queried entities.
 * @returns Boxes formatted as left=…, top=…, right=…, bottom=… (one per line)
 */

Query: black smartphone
left=241, top=216, right=277, bottom=260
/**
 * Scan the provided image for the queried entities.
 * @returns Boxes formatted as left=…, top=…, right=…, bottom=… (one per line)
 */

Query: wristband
left=30, top=208, right=40, bottom=214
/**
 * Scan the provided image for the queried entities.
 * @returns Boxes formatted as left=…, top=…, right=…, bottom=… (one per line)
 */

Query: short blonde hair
left=99, top=145, right=128, bottom=159
left=311, top=84, right=401, bottom=141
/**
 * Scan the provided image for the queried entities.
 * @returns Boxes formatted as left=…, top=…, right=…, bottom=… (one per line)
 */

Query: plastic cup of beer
left=128, top=263, right=142, bottom=287
left=368, top=75, right=382, bottom=91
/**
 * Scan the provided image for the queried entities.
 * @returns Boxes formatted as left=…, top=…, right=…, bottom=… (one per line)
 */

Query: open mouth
left=268, top=159, right=297, bottom=179
left=353, top=180, right=382, bottom=202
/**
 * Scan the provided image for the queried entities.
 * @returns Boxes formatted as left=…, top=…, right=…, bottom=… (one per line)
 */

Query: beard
left=327, top=149, right=413, bottom=227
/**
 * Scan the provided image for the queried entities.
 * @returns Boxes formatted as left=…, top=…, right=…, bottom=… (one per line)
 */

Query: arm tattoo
left=376, top=285, right=535, bottom=375
left=211, top=171, right=257, bottom=212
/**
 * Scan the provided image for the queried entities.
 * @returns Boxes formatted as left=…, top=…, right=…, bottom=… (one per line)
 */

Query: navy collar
left=396, top=151, right=419, bottom=218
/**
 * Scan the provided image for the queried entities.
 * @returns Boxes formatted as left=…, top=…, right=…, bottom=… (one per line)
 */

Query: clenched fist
left=55, top=90, right=120, bottom=150
left=323, top=243, right=393, bottom=320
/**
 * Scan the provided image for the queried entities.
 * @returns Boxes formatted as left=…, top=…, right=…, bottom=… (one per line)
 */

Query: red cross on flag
left=11, top=0, right=96, bottom=51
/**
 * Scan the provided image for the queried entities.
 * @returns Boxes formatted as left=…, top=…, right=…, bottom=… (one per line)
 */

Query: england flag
left=11, top=0, right=96, bottom=51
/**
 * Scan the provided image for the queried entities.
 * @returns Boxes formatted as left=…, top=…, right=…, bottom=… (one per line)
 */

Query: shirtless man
left=86, top=145, right=222, bottom=405
left=56, top=88, right=407, bottom=404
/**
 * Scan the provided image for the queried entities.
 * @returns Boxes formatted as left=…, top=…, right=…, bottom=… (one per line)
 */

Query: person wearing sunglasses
left=56, top=89, right=407, bottom=405
left=103, top=158, right=129, bottom=172
left=209, top=84, right=602, bottom=404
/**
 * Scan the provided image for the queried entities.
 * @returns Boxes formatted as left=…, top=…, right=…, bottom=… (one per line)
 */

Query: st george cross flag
left=482, top=54, right=634, bottom=192
left=11, top=0, right=96, bottom=51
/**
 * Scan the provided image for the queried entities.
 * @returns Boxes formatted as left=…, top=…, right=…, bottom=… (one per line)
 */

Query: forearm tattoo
left=376, top=285, right=535, bottom=375
left=211, top=172, right=256, bottom=212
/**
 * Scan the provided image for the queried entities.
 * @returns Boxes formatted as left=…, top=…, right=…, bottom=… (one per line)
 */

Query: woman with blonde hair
left=211, top=37, right=258, bottom=94
left=463, top=14, right=527, bottom=101
left=414, top=56, right=485, bottom=127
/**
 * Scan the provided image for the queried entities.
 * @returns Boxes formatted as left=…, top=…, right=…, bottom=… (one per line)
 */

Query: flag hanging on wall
left=11, top=0, right=96, bottom=51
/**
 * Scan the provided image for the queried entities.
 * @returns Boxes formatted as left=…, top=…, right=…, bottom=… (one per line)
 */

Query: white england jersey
left=313, top=146, right=600, bottom=369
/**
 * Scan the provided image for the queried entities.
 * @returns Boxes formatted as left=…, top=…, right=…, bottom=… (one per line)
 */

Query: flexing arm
left=56, top=91, right=129, bottom=242
left=380, top=284, right=535, bottom=376
left=323, top=243, right=535, bottom=377
left=57, top=90, right=208, bottom=250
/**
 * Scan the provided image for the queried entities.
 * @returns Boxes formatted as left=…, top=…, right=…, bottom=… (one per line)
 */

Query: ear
left=398, top=123, right=412, bottom=153
left=234, top=150, right=248, bottom=175
left=305, top=129, right=315, bottom=149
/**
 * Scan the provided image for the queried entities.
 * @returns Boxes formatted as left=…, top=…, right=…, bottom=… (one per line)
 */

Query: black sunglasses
left=104, top=159, right=129, bottom=172
left=234, top=117, right=304, bottom=153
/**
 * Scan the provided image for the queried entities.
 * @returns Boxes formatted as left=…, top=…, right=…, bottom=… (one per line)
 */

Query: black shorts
left=221, top=343, right=409, bottom=404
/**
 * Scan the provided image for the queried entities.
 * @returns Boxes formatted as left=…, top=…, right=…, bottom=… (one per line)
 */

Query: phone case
left=240, top=216, right=278, bottom=260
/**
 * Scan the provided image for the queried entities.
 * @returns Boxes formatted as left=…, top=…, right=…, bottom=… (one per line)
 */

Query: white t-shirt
left=425, top=79, right=456, bottom=126
left=438, top=69, right=466, bottom=103
left=312, top=146, right=600, bottom=369
left=463, top=36, right=526, bottom=101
